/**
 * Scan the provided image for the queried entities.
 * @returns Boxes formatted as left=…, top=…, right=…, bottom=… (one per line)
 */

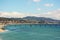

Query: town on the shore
left=0, top=16, right=60, bottom=24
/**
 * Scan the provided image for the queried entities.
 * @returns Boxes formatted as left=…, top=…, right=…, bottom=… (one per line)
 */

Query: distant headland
left=0, top=16, right=60, bottom=32
left=0, top=16, right=60, bottom=24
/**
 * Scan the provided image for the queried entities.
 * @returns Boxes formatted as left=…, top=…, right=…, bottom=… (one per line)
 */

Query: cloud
left=0, top=12, right=40, bottom=18
left=0, top=12, right=25, bottom=18
left=44, top=3, right=53, bottom=7
left=37, top=8, right=41, bottom=10
left=0, top=9, right=60, bottom=20
left=33, top=0, right=41, bottom=2
left=58, top=9, right=60, bottom=10
left=38, top=9, right=60, bottom=20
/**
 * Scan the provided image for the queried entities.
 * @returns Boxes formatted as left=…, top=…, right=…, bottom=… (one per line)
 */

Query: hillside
left=0, top=16, right=60, bottom=24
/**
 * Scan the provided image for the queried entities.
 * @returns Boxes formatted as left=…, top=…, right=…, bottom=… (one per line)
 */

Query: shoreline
left=0, top=23, right=6, bottom=32
left=6, top=23, right=60, bottom=25
left=0, top=23, right=60, bottom=32
left=0, top=29, right=5, bottom=32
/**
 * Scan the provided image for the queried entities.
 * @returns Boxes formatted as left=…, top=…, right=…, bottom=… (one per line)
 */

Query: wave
left=0, top=30, right=9, bottom=33
left=5, top=30, right=9, bottom=31
left=56, top=37, right=60, bottom=38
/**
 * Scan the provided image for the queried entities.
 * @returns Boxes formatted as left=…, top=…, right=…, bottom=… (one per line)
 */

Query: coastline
left=0, top=29, right=5, bottom=32
left=6, top=23, right=60, bottom=25
left=0, top=23, right=6, bottom=32
left=0, top=23, right=60, bottom=32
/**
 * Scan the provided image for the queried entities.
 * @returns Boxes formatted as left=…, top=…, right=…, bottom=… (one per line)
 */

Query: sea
left=0, top=24, right=60, bottom=40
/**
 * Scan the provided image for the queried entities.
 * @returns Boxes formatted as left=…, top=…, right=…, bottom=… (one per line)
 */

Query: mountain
left=0, top=16, right=60, bottom=24
left=22, top=16, right=60, bottom=24
left=23, top=16, right=60, bottom=21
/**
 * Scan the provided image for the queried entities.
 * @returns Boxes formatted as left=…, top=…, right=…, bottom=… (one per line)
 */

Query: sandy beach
left=0, top=23, right=6, bottom=32
left=0, top=29, right=5, bottom=32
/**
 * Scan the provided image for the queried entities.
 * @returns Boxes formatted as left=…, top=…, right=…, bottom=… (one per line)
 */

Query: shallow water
left=0, top=24, right=60, bottom=40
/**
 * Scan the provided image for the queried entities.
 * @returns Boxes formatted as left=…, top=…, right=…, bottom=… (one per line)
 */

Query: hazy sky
left=0, top=0, right=60, bottom=13
left=0, top=0, right=60, bottom=20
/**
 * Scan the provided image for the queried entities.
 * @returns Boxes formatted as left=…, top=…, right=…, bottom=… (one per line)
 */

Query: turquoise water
left=0, top=24, right=60, bottom=40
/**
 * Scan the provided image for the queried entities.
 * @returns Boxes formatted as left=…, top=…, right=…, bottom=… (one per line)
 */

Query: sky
left=0, top=0, right=60, bottom=20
